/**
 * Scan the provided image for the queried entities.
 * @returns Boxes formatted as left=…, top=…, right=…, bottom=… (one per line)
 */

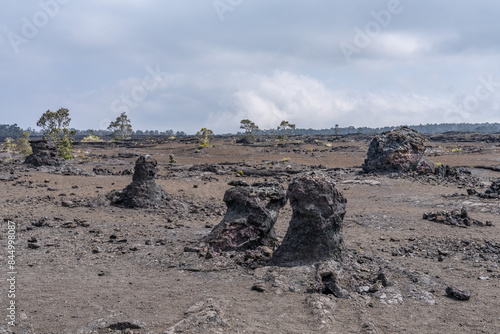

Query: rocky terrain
left=0, top=131, right=499, bottom=333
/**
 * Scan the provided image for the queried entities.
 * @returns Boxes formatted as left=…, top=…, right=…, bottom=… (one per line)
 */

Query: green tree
left=196, top=127, right=213, bottom=148
left=277, top=120, right=296, bottom=143
left=240, top=119, right=259, bottom=135
left=36, top=108, right=75, bottom=159
left=108, top=112, right=133, bottom=139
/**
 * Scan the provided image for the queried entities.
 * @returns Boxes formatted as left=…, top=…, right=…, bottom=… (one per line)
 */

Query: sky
left=1, top=0, right=500, bottom=134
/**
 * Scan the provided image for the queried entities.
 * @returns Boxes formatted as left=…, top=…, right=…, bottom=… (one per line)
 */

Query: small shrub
left=58, top=136, right=74, bottom=160
left=16, top=132, right=32, bottom=157
left=82, top=134, right=104, bottom=142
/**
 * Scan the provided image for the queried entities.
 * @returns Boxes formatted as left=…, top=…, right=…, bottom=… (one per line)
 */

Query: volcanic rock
left=446, top=286, right=471, bottom=301
left=24, top=139, right=63, bottom=167
left=108, top=155, right=172, bottom=208
left=363, top=127, right=427, bottom=173
left=423, top=207, right=492, bottom=227
left=201, top=182, right=287, bottom=252
left=270, top=172, right=346, bottom=266
left=468, top=179, right=500, bottom=199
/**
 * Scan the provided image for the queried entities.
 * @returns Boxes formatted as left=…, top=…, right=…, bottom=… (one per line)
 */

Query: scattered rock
left=445, top=286, right=471, bottom=301
left=468, top=179, right=500, bottom=199
left=423, top=207, right=491, bottom=227
left=201, top=182, right=287, bottom=252
left=271, top=172, right=346, bottom=266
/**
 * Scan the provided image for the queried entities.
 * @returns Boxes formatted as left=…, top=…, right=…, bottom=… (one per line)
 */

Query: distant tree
left=239, top=119, right=259, bottom=143
left=196, top=127, right=213, bottom=148
left=0, top=124, right=23, bottom=138
left=108, top=112, right=133, bottom=139
left=36, top=108, right=75, bottom=159
left=240, top=119, right=259, bottom=135
left=277, top=120, right=296, bottom=143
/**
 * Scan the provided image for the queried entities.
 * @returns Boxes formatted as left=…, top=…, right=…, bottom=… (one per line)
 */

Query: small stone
left=28, top=243, right=40, bottom=249
left=478, top=276, right=489, bottom=280
left=251, top=282, right=266, bottom=292
left=61, top=200, right=75, bottom=208
left=359, top=286, right=370, bottom=293
left=129, top=245, right=140, bottom=252
left=445, top=286, right=471, bottom=301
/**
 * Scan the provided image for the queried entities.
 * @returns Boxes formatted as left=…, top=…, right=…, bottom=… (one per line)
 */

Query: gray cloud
left=1, top=0, right=500, bottom=133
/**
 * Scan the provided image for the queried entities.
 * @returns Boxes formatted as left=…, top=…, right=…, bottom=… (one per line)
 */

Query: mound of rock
left=362, top=127, right=467, bottom=178
left=363, top=127, right=427, bottom=173
left=201, top=182, right=287, bottom=252
left=270, top=172, right=346, bottom=266
left=24, top=139, right=63, bottom=167
left=423, top=207, right=492, bottom=227
left=107, top=155, right=172, bottom=208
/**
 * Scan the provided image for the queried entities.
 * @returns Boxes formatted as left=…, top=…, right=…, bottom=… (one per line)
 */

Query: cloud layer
left=1, top=0, right=500, bottom=133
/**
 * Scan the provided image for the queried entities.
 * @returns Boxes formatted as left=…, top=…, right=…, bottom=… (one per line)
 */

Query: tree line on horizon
left=1, top=121, right=500, bottom=140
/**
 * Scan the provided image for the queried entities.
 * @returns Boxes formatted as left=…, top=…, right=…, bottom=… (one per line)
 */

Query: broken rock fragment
left=271, top=172, right=346, bottom=266
left=202, top=182, right=287, bottom=252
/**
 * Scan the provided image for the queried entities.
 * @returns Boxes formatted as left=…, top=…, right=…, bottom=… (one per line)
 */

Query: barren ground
left=1, top=133, right=499, bottom=334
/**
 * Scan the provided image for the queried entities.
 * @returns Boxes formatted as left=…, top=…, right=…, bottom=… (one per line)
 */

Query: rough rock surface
left=446, top=286, right=471, bottom=301
left=201, top=182, right=286, bottom=252
left=108, top=155, right=172, bottom=208
left=163, top=298, right=228, bottom=334
left=423, top=207, right=492, bottom=227
left=24, top=139, right=63, bottom=167
left=468, top=179, right=500, bottom=199
left=270, top=172, right=346, bottom=266
left=363, top=127, right=427, bottom=173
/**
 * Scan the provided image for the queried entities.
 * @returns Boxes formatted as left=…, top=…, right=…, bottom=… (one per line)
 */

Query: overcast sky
left=1, top=0, right=500, bottom=134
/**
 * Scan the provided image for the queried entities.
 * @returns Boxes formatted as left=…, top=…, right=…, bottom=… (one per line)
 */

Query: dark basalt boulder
left=363, top=127, right=427, bottom=173
left=202, top=182, right=287, bottom=252
left=24, top=139, right=63, bottom=167
left=270, top=172, right=346, bottom=267
left=108, top=155, right=172, bottom=208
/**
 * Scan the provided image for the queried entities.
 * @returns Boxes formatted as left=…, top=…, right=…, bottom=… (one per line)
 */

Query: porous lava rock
left=270, top=172, right=346, bottom=267
left=107, top=155, right=172, bottom=208
left=201, top=182, right=287, bottom=252
left=24, top=139, right=63, bottom=167
left=363, top=127, right=428, bottom=173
